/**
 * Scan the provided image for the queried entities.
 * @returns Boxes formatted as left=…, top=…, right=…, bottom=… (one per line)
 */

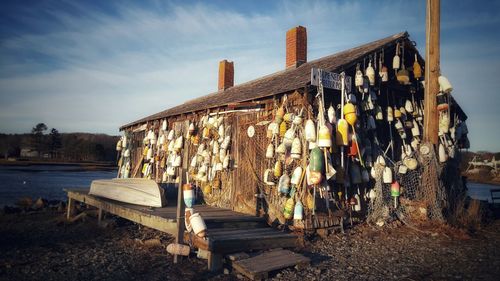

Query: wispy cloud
left=0, top=0, right=499, bottom=151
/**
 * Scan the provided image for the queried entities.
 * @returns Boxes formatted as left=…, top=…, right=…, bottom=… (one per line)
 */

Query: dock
left=65, top=189, right=301, bottom=272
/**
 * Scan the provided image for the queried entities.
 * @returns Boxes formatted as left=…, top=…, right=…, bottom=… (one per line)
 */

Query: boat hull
left=89, top=178, right=166, bottom=207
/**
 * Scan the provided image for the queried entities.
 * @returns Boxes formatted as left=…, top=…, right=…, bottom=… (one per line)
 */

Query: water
left=0, top=165, right=116, bottom=207
left=467, top=182, right=500, bottom=203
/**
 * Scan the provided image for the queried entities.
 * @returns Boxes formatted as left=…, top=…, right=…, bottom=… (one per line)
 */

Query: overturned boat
left=89, top=178, right=166, bottom=207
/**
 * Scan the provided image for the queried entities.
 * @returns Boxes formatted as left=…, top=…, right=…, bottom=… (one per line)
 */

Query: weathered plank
left=66, top=189, right=177, bottom=234
left=232, top=249, right=310, bottom=281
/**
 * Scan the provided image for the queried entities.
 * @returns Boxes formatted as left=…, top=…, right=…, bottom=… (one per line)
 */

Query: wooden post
left=66, top=197, right=75, bottom=220
left=98, top=208, right=104, bottom=225
left=423, top=0, right=440, bottom=144
left=174, top=123, right=190, bottom=264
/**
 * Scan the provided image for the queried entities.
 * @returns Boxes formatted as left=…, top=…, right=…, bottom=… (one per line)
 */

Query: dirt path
left=1, top=210, right=499, bottom=281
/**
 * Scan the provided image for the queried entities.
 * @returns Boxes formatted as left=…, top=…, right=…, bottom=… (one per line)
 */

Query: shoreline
left=0, top=159, right=117, bottom=171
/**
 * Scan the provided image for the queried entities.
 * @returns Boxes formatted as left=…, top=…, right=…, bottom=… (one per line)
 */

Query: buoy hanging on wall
left=366, top=61, right=375, bottom=85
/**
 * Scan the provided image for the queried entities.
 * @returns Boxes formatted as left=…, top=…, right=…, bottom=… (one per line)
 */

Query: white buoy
left=438, top=75, right=453, bottom=94
left=189, top=213, right=207, bottom=238
left=266, top=143, right=274, bottom=159
left=383, top=167, right=393, bottom=184
left=305, top=119, right=316, bottom=142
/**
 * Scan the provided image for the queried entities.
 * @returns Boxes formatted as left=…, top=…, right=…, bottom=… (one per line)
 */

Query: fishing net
left=366, top=144, right=466, bottom=227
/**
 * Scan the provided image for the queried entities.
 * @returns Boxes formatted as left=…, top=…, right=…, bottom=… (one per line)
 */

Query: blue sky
left=0, top=0, right=499, bottom=152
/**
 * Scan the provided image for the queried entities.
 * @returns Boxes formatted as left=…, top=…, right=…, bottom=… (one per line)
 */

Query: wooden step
left=186, top=227, right=298, bottom=254
left=231, top=249, right=310, bottom=280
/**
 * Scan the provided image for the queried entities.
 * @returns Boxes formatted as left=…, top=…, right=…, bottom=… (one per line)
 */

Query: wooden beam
left=66, top=190, right=177, bottom=234
left=423, top=0, right=440, bottom=144
left=174, top=121, right=189, bottom=264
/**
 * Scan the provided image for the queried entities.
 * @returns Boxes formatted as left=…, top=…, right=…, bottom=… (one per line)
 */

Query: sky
left=0, top=0, right=499, bottom=152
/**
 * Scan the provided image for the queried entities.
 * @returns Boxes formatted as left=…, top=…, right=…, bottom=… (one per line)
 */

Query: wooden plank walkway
left=65, top=189, right=299, bottom=272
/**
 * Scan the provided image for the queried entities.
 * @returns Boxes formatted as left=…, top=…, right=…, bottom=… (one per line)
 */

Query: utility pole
left=423, top=0, right=440, bottom=144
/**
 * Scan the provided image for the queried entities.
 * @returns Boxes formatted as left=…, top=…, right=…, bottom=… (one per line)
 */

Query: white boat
left=89, top=178, right=166, bottom=207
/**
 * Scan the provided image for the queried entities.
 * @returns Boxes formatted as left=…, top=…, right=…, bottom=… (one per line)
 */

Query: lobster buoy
left=387, top=106, right=394, bottom=122
left=283, top=198, right=295, bottom=219
left=276, top=142, right=286, bottom=154
left=366, top=61, right=376, bottom=85
left=293, top=201, right=303, bottom=220
left=413, top=54, right=422, bottom=79
left=189, top=213, right=207, bottom=238
left=391, top=181, right=400, bottom=208
left=167, top=243, right=190, bottom=256
left=189, top=123, right=195, bottom=136
left=380, top=65, right=389, bottom=82
left=317, top=125, right=332, bottom=148
left=328, top=105, right=336, bottom=124
left=279, top=121, right=287, bottom=138
left=438, top=75, right=453, bottom=94
left=167, top=129, right=175, bottom=141
left=279, top=174, right=291, bottom=195
left=274, top=160, right=282, bottom=177
left=284, top=128, right=294, bottom=147
left=183, top=184, right=195, bottom=208
left=310, top=147, right=324, bottom=172
left=116, top=139, right=122, bottom=151
left=354, top=194, right=361, bottom=212
left=291, top=166, right=303, bottom=186
left=291, top=137, right=302, bottom=159
left=412, top=120, right=420, bottom=137
left=305, top=119, right=316, bottom=142
left=405, top=100, right=414, bottom=113
left=344, top=103, right=357, bottom=126
left=336, top=119, right=349, bottom=146
left=383, top=167, right=393, bottom=184
left=391, top=181, right=400, bottom=197
left=266, top=143, right=274, bottom=159
left=355, top=65, right=363, bottom=87
left=393, top=43, right=401, bottom=70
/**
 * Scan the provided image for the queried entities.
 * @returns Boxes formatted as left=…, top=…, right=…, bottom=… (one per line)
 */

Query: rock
left=223, top=268, right=230, bottom=274
left=32, top=197, right=47, bottom=210
left=3, top=205, right=21, bottom=214
left=236, top=274, right=244, bottom=280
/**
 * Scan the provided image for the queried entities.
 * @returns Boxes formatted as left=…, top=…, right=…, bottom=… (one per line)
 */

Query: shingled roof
left=121, top=31, right=408, bottom=129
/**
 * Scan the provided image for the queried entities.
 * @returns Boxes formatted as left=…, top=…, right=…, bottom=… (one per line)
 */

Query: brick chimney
left=286, top=26, right=307, bottom=68
left=218, top=60, right=234, bottom=91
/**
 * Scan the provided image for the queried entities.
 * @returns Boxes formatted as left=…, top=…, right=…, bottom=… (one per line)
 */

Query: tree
left=49, top=128, right=62, bottom=158
left=31, top=123, right=48, bottom=157
left=31, top=123, right=48, bottom=135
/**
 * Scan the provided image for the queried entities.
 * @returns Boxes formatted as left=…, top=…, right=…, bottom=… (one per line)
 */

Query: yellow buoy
left=344, top=103, right=357, bottom=126
left=336, top=119, right=349, bottom=146
left=413, top=54, right=422, bottom=79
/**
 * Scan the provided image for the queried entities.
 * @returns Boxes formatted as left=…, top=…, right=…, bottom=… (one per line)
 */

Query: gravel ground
left=1, top=209, right=499, bottom=281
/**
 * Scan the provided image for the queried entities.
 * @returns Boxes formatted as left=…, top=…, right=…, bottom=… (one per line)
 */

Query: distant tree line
left=0, top=123, right=119, bottom=162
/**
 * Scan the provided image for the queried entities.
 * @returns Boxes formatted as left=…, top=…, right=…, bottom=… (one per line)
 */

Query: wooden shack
left=117, top=27, right=469, bottom=230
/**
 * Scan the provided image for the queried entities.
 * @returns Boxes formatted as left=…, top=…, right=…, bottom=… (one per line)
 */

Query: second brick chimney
left=218, top=60, right=234, bottom=91
left=286, top=26, right=307, bottom=68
